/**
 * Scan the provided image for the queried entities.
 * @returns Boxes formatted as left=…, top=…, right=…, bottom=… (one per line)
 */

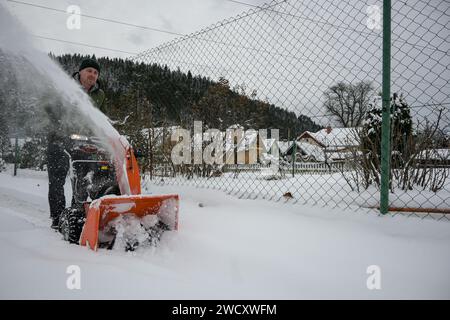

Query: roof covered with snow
left=299, top=127, right=360, bottom=148
left=296, top=141, right=326, bottom=162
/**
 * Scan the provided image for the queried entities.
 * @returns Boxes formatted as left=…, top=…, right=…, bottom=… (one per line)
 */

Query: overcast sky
left=4, top=0, right=268, bottom=58
left=3, top=0, right=448, bottom=128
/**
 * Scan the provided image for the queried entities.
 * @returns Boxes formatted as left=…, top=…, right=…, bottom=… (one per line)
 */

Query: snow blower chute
left=76, top=135, right=179, bottom=251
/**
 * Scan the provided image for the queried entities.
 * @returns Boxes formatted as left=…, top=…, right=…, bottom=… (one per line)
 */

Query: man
left=48, top=58, right=105, bottom=229
left=72, top=58, right=106, bottom=112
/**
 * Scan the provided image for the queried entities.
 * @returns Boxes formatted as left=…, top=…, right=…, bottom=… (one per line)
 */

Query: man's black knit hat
left=79, top=58, right=100, bottom=73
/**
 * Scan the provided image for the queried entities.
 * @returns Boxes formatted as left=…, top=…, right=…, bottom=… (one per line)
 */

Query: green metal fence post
left=380, top=0, right=391, bottom=214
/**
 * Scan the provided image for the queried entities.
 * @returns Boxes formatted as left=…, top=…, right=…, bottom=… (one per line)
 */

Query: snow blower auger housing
left=62, top=134, right=179, bottom=251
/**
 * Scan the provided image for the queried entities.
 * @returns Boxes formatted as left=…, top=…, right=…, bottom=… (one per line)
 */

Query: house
left=286, top=126, right=361, bottom=162
left=284, top=140, right=326, bottom=162
left=297, top=126, right=360, bottom=150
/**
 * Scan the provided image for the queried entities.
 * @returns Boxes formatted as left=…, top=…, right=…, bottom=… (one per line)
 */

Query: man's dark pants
left=47, top=142, right=69, bottom=222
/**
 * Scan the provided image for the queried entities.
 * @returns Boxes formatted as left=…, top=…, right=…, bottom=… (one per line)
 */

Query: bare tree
left=398, top=110, right=448, bottom=192
left=324, top=81, right=374, bottom=127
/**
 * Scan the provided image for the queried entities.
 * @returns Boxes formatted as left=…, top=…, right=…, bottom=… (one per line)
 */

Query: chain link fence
left=131, top=0, right=449, bottom=220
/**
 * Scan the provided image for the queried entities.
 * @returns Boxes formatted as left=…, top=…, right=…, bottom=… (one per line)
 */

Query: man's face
left=79, top=67, right=99, bottom=89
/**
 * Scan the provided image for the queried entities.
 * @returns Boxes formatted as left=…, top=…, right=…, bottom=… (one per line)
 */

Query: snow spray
left=0, top=3, right=122, bottom=158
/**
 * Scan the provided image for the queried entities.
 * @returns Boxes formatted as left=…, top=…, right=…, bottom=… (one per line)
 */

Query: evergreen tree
left=362, top=93, right=412, bottom=159
left=360, top=93, right=413, bottom=187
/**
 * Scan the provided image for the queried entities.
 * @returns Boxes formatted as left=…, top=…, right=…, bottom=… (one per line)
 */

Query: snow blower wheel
left=59, top=208, right=85, bottom=244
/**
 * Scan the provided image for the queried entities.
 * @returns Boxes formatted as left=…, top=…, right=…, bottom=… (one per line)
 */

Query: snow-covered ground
left=0, top=165, right=449, bottom=299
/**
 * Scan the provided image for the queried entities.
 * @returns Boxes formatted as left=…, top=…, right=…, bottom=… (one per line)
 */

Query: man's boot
left=51, top=216, right=59, bottom=230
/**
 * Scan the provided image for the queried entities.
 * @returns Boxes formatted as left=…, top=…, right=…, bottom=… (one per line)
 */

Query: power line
left=9, top=0, right=446, bottom=58
left=224, top=0, right=448, bottom=54
left=13, top=0, right=436, bottom=66
left=8, top=0, right=301, bottom=61
left=32, top=35, right=138, bottom=55
left=10, top=0, right=318, bottom=63
left=6, top=0, right=296, bottom=61
left=8, top=0, right=292, bottom=62
left=6, top=0, right=184, bottom=36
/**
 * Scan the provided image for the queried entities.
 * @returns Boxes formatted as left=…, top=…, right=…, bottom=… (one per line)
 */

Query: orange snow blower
left=74, top=135, right=179, bottom=251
